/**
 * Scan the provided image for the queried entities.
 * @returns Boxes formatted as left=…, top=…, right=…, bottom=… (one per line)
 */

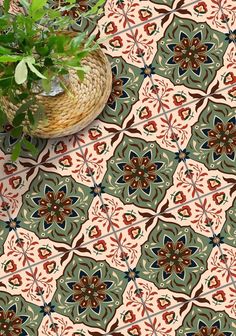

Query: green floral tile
left=176, top=305, right=236, bottom=335
left=136, top=219, right=212, bottom=295
left=51, top=255, right=128, bottom=330
left=0, top=293, right=43, bottom=335
left=17, top=170, right=93, bottom=244
left=102, top=135, right=178, bottom=210
left=187, top=101, right=236, bottom=175
left=153, top=16, right=228, bottom=91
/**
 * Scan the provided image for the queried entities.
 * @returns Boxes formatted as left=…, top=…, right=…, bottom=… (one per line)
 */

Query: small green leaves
left=9, top=130, right=38, bottom=161
left=14, top=57, right=47, bottom=84
left=0, top=55, right=23, bottom=62
left=25, top=56, right=47, bottom=79
left=11, top=140, right=22, bottom=161
left=70, top=33, right=86, bottom=49
left=15, top=59, right=28, bottom=84
left=41, top=76, right=52, bottom=93
left=77, top=69, right=85, bottom=81
left=22, top=137, right=38, bottom=155
left=12, top=112, right=26, bottom=127
left=85, top=34, right=96, bottom=48
left=83, top=0, right=105, bottom=17
left=30, top=0, right=47, bottom=14
left=19, top=0, right=30, bottom=11
left=27, top=110, right=34, bottom=125
left=35, top=44, right=49, bottom=56
left=3, top=0, right=10, bottom=13
left=10, top=126, right=23, bottom=138
left=0, top=108, right=7, bottom=131
left=0, top=46, right=11, bottom=54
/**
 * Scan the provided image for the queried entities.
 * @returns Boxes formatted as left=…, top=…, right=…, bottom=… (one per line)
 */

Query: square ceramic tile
left=1, top=0, right=236, bottom=334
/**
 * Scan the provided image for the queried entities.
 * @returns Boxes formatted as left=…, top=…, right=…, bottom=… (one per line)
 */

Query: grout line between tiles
left=0, top=181, right=233, bottom=283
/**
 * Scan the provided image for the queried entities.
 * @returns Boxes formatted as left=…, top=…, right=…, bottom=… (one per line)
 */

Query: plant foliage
left=0, top=0, right=105, bottom=160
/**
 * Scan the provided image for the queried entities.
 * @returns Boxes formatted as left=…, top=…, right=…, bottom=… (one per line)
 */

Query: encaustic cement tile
left=1, top=1, right=236, bottom=335
left=101, top=134, right=178, bottom=211
left=152, top=15, right=229, bottom=93
left=187, top=100, right=236, bottom=175
left=0, top=292, right=43, bottom=335
left=3, top=169, right=97, bottom=245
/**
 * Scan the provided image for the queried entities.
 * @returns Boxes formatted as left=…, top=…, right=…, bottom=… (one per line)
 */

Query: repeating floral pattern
left=153, top=16, right=228, bottom=91
left=103, top=135, right=177, bottom=210
left=0, top=0, right=236, bottom=334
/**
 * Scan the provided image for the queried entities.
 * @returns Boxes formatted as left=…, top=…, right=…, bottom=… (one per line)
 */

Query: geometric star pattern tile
left=0, top=0, right=236, bottom=335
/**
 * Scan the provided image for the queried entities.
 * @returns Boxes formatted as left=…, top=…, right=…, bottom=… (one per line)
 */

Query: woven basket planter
left=2, top=46, right=112, bottom=138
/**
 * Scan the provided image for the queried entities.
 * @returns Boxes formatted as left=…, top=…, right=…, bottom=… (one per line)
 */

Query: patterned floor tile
left=0, top=291, right=44, bottom=335
left=0, top=0, right=236, bottom=334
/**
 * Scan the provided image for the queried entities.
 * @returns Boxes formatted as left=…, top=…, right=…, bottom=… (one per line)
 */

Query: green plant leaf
left=0, top=46, right=11, bottom=54
left=77, top=69, right=85, bottom=81
left=35, top=44, right=49, bottom=56
left=22, top=138, right=38, bottom=155
left=0, top=55, right=23, bottom=62
left=27, top=110, right=34, bottom=125
left=30, top=0, right=47, bottom=13
left=32, top=8, right=46, bottom=21
left=84, top=34, right=96, bottom=48
left=83, top=0, right=105, bottom=16
left=19, top=0, right=30, bottom=11
left=11, top=141, right=22, bottom=161
left=70, top=33, right=86, bottom=49
left=12, top=113, right=26, bottom=127
left=0, top=33, right=15, bottom=43
left=0, top=17, right=9, bottom=29
left=15, top=99, right=35, bottom=115
left=3, top=0, right=10, bottom=13
left=10, top=126, right=23, bottom=138
left=0, top=108, right=7, bottom=130
left=47, top=9, right=61, bottom=19
left=76, top=66, right=90, bottom=80
left=15, top=59, right=28, bottom=84
left=41, top=77, right=52, bottom=93
left=26, top=59, right=47, bottom=79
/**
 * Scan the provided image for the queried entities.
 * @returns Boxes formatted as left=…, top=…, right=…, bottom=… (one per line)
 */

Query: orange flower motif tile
left=1, top=0, right=236, bottom=334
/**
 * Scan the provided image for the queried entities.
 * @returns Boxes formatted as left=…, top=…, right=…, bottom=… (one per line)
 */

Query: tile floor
left=0, top=0, right=236, bottom=335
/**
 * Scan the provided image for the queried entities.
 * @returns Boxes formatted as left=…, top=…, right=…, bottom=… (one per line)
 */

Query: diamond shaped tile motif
left=52, top=255, right=128, bottom=329
left=0, top=0, right=236, bottom=334
left=153, top=16, right=228, bottom=91
left=187, top=101, right=236, bottom=174
left=102, top=135, right=177, bottom=210
left=17, top=170, right=93, bottom=244
left=136, top=219, right=212, bottom=295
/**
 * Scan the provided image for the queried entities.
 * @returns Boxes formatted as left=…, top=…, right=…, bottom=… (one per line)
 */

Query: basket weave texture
left=2, top=46, right=112, bottom=138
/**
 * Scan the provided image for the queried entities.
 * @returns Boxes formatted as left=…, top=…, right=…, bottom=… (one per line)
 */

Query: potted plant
left=0, top=0, right=112, bottom=160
